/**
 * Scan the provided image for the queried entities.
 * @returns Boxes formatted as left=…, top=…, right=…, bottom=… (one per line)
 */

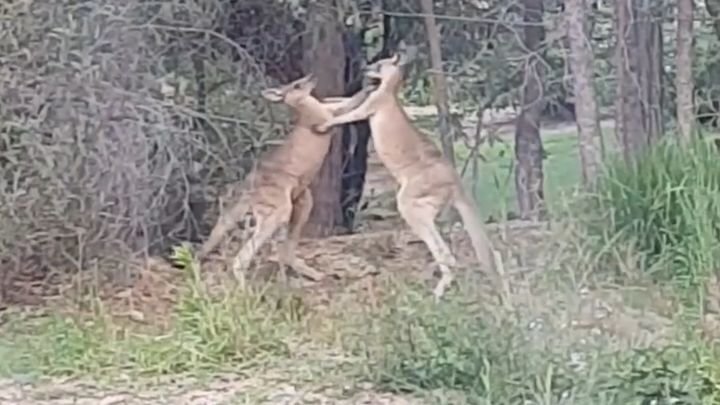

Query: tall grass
left=578, top=138, right=720, bottom=300
left=340, top=285, right=718, bottom=404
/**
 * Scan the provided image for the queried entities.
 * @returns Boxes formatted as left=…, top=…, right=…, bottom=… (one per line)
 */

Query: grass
left=576, top=138, right=720, bottom=303
left=412, top=115, right=586, bottom=220
left=456, top=133, right=582, bottom=220
left=2, top=243, right=720, bottom=402
left=3, top=122, right=720, bottom=402
left=340, top=286, right=720, bottom=404
left=0, top=246, right=306, bottom=381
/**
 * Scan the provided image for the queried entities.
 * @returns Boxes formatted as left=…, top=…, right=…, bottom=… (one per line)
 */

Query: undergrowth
left=0, top=245, right=304, bottom=379
left=2, top=217, right=720, bottom=402
left=340, top=284, right=720, bottom=404
left=577, top=138, right=720, bottom=302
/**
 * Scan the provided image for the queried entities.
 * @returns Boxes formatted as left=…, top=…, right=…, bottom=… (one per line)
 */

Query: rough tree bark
left=565, top=0, right=601, bottom=184
left=675, top=0, right=694, bottom=142
left=302, top=1, right=346, bottom=237
left=614, top=0, right=641, bottom=159
left=339, top=3, right=396, bottom=233
left=614, top=0, right=664, bottom=162
left=514, top=0, right=546, bottom=220
left=638, top=3, right=664, bottom=142
left=339, top=31, right=371, bottom=234
left=420, top=0, right=455, bottom=167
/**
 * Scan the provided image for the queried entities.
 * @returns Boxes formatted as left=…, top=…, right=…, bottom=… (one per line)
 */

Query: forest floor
left=0, top=219, right=682, bottom=404
left=0, top=110, right=700, bottom=404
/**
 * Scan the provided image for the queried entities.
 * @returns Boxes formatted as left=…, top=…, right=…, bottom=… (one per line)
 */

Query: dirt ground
left=0, top=221, right=533, bottom=405
left=0, top=218, right=678, bottom=404
left=0, top=376, right=423, bottom=405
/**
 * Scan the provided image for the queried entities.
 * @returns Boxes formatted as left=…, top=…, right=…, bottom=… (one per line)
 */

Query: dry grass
left=4, top=219, right=717, bottom=404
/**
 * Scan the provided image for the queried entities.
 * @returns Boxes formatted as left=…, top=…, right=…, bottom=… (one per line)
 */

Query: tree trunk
left=675, top=0, right=694, bottom=142
left=638, top=4, right=664, bottom=142
left=514, top=0, right=546, bottom=220
left=614, top=0, right=664, bottom=162
left=339, top=3, right=396, bottom=233
left=420, top=0, right=455, bottom=167
left=302, top=1, right=346, bottom=237
left=614, top=0, right=641, bottom=160
left=339, top=31, right=371, bottom=234
left=565, top=0, right=601, bottom=184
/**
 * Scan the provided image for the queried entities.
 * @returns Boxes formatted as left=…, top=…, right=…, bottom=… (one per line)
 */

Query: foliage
left=3, top=246, right=720, bottom=403
left=578, top=138, right=720, bottom=299
left=1, top=245, right=304, bottom=377
left=0, top=0, right=279, bottom=285
left=340, top=284, right=719, bottom=404
left=3, top=0, right=720, bottom=401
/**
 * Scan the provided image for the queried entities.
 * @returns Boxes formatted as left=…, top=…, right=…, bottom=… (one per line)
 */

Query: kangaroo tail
left=198, top=195, right=251, bottom=258
left=452, top=187, right=495, bottom=272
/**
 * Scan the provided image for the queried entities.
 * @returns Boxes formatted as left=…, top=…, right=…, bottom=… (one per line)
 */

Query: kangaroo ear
left=261, top=88, right=283, bottom=102
left=306, top=73, right=318, bottom=89
left=390, top=54, right=402, bottom=65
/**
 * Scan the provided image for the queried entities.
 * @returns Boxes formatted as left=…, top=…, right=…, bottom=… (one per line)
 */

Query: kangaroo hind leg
left=278, top=189, right=323, bottom=282
left=231, top=198, right=292, bottom=284
left=396, top=183, right=456, bottom=300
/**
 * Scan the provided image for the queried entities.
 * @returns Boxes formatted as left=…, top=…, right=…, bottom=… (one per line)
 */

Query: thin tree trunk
left=565, top=0, right=601, bottom=184
left=339, top=3, right=395, bottom=233
left=638, top=4, right=664, bottom=143
left=614, top=0, right=664, bottom=162
left=339, top=31, right=370, bottom=234
left=676, top=0, right=694, bottom=142
left=302, top=1, right=346, bottom=237
left=615, top=0, right=644, bottom=160
left=514, top=0, right=546, bottom=220
left=420, top=0, right=455, bottom=167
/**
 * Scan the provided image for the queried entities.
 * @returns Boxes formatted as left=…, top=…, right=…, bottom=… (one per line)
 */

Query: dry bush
left=0, top=0, right=291, bottom=296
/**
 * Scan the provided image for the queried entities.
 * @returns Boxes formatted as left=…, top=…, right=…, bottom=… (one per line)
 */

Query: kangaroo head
left=364, top=52, right=413, bottom=91
left=261, top=74, right=318, bottom=107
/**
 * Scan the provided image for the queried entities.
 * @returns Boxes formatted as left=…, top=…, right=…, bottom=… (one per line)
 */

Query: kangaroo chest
left=368, top=111, right=417, bottom=178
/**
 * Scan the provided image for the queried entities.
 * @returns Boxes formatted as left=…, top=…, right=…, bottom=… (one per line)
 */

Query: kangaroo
left=314, top=54, right=499, bottom=301
left=200, top=74, right=374, bottom=282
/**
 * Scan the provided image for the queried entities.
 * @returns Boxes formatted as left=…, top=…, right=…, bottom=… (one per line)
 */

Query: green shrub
left=343, top=287, right=591, bottom=404
left=578, top=138, right=720, bottom=297
left=1, top=245, right=304, bottom=377
left=343, top=286, right=719, bottom=404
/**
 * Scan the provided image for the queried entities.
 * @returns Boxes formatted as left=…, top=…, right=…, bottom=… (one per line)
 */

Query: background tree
left=302, top=0, right=347, bottom=237
left=339, top=1, right=395, bottom=233
left=514, top=0, right=547, bottom=220
left=566, top=0, right=602, bottom=184
left=614, top=0, right=665, bottom=161
left=675, top=0, right=694, bottom=143
left=420, top=0, right=455, bottom=167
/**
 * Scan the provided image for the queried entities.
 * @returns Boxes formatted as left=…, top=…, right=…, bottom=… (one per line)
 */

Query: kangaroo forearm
left=326, top=88, right=374, bottom=116
left=326, top=101, right=374, bottom=127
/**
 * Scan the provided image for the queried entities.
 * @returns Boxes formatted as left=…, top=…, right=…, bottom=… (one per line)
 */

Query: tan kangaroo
left=199, top=74, right=373, bottom=282
left=314, top=55, right=498, bottom=300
